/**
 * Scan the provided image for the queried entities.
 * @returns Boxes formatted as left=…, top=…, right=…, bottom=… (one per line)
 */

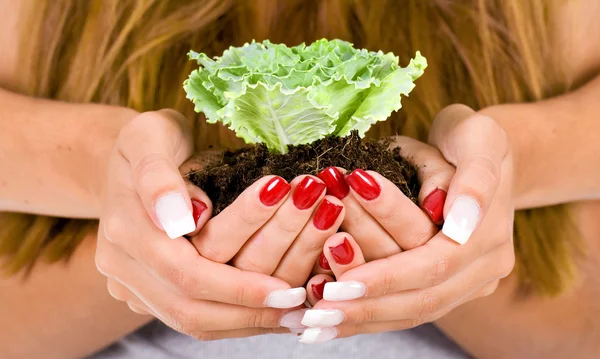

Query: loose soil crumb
left=188, top=132, right=420, bottom=214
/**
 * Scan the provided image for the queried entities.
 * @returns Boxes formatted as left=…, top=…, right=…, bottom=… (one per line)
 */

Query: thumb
left=428, top=104, right=509, bottom=244
left=117, top=109, right=195, bottom=239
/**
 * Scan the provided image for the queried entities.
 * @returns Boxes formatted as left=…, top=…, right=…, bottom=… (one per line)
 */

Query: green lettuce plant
left=184, top=39, right=426, bottom=154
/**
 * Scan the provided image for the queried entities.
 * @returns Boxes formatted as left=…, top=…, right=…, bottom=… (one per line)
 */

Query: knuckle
left=165, top=265, right=193, bottom=296
left=190, top=330, right=219, bottom=341
left=496, top=247, right=516, bottom=279
left=428, top=255, right=452, bottom=286
left=480, top=281, right=500, bottom=297
left=415, top=289, right=443, bottom=319
left=195, top=238, right=229, bottom=263
left=103, top=215, right=127, bottom=245
left=234, top=255, right=272, bottom=274
left=168, top=305, right=199, bottom=334
left=358, top=303, right=377, bottom=323
left=133, top=153, right=175, bottom=194
left=245, top=309, right=276, bottom=328
left=274, top=214, right=302, bottom=235
left=95, top=253, right=113, bottom=277
left=408, top=226, right=438, bottom=249
left=233, top=284, right=248, bottom=306
left=379, top=264, right=400, bottom=295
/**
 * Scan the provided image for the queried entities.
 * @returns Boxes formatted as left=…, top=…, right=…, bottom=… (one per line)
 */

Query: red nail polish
left=293, top=177, right=326, bottom=210
left=318, top=252, right=331, bottom=270
left=328, top=237, right=354, bottom=265
left=423, top=188, right=447, bottom=225
left=259, top=177, right=291, bottom=206
left=313, top=199, right=343, bottom=230
left=346, top=169, right=381, bottom=200
left=317, top=167, right=350, bottom=200
left=191, top=199, right=207, bottom=225
left=311, top=279, right=327, bottom=300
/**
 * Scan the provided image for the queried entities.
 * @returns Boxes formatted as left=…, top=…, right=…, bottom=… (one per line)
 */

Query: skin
left=1, top=1, right=600, bottom=359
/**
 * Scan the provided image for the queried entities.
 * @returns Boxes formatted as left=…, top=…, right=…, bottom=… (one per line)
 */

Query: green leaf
left=218, top=82, right=335, bottom=154
left=184, top=39, right=427, bottom=153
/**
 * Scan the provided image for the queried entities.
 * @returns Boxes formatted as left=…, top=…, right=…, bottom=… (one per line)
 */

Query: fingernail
left=311, top=279, right=327, bottom=300
left=155, top=192, right=196, bottom=239
left=302, top=309, right=345, bottom=327
left=313, top=199, right=343, bottom=230
left=328, top=237, right=354, bottom=265
left=323, top=281, right=366, bottom=301
left=318, top=252, right=331, bottom=270
left=442, top=196, right=480, bottom=244
left=259, top=176, right=291, bottom=207
left=191, top=199, right=208, bottom=226
left=346, top=169, right=381, bottom=200
left=422, top=188, right=447, bottom=225
left=317, top=167, right=350, bottom=200
left=298, top=327, right=338, bottom=344
left=265, top=288, right=306, bottom=308
left=280, top=309, right=308, bottom=328
left=293, top=177, right=326, bottom=210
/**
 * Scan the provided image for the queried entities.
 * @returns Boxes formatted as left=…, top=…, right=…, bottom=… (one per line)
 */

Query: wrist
left=85, top=105, right=139, bottom=215
left=477, top=103, right=541, bottom=209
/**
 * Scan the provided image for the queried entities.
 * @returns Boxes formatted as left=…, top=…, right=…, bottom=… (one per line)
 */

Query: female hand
left=95, top=109, right=314, bottom=340
left=299, top=104, right=516, bottom=343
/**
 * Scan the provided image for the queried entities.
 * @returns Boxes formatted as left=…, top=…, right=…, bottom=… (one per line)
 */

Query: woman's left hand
left=299, top=104, right=516, bottom=343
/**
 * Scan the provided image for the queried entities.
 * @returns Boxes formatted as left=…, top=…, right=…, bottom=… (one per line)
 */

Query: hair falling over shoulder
left=0, top=0, right=582, bottom=296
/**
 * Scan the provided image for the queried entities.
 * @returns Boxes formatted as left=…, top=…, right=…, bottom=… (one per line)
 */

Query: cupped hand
left=299, top=104, right=516, bottom=343
left=95, top=110, right=316, bottom=340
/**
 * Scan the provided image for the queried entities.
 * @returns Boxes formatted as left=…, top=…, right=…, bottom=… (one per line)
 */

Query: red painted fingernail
left=423, top=188, right=447, bottom=225
left=259, top=176, right=291, bottom=206
left=191, top=199, right=207, bottom=225
left=311, top=279, right=327, bottom=300
left=346, top=169, right=381, bottom=200
left=317, top=167, right=350, bottom=200
left=313, top=199, right=343, bottom=230
left=293, top=177, right=327, bottom=210
left=328, top=237, right=355, bottom=265
left=318, top=252, right=331, bottom=270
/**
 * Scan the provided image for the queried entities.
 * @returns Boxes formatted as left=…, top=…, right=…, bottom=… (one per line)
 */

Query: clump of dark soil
left=188, top=131, right=419, bottom=214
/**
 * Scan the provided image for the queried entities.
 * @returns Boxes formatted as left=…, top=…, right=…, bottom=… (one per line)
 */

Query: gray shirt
left=91, top=321, right=468, bottom=359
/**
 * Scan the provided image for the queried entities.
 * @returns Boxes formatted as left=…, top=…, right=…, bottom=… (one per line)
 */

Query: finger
left=233, top=175, right=326, bottom=274
left=305, top=248, right=510, bottom=328
left=429, top=105, right=509, bottom=244
left=106, top=278, right=152, bottom=315
left=323, top=233, right=366, bottom=278
left=312, top=252, right=334, bottom=275
left=117, top=110, right=196, bottom=239
left=306, top=274, right=335, bottom=306
left=303, top=279, right=501, bottom=344
left=191, top=175, right=291, bottom=263
left=191, top=327, right=292, bottom=341
left=99, top=210, right=306, bottom=309
left=184, top=181, right=213, bottom=237
left=318, top=167, right=400, bottom=261
left=98, top=237, right=306, bottom=332
left=272, top=196, right=344, bottom=288
left=393, top=137, right=455, bottom=225
left=345, top=169, right=437, bottom=250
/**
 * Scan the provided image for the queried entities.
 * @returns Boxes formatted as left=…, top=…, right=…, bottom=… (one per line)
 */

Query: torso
left=2, top=1, right=600, bottom=358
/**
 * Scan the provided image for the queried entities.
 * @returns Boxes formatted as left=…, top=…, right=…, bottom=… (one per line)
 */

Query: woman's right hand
left=95, top=109, right=319, bottom=339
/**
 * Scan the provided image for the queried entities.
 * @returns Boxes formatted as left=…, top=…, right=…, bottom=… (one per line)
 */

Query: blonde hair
left=1, top=0, right=582, bottom=296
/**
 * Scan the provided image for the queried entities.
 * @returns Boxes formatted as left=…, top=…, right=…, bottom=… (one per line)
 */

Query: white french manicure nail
left=155, top=192, right=195, bottom=239
left=280, top=309, right=308, bottom=328
left=442, top=196, right=480, bottom=245
left=301, top=309, right=344, bottom=327
left=298, top=327, right=338, bottom=344
left=265, top=288, right=306, bottom=308
left=323, top=281, right=366, bottom=301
